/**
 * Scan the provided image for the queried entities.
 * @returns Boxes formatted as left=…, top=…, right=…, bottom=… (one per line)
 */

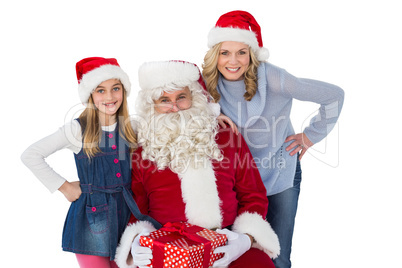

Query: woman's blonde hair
left=202, top=43, right=260, bottom=102
left=78, top=87, right=137, bottom=158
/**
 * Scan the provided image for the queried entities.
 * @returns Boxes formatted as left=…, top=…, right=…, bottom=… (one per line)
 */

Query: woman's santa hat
left=207, top=10, right=269, bottom=61
left=76, top=57, right=131, bottom=104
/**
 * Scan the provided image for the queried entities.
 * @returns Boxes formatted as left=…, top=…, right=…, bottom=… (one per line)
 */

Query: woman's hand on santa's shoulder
left=217, top=114, right=239, bottom=135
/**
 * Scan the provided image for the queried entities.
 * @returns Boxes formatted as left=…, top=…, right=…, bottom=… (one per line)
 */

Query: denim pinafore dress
left=62, top=120, right=132, bottom=260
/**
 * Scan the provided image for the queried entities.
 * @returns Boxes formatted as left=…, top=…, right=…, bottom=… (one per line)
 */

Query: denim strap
left=81, top=183, right=162, bottom=229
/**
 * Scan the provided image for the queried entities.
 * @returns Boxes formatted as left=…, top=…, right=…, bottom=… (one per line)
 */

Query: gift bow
left=152, top=222, right=212, bottom=268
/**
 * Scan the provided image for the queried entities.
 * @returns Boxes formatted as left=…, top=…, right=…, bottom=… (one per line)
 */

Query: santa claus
left=115, top=61, right=279, bottom=268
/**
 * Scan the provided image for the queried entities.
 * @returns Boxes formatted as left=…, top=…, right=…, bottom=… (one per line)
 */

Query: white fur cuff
left=115, top=221, right=157, bottom=268
left=232, top=212, right=280, bottom=259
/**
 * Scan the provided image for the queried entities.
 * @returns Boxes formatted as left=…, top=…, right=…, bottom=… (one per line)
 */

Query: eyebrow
left=112, top=83, right=122, bottom=88
left=96, top=82, right=122, bottom=89
left=220, top=47, right=248, bottom=52
left=157, top=92, right=189, bottom=101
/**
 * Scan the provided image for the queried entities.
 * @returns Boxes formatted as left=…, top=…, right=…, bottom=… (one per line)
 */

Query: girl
left=202, top=11, right=345, bottom=268
left=21, top=57, right=137, bottom=268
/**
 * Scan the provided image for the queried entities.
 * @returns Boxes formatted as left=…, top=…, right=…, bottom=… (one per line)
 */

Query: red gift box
left=140, top=222, right=227, bottom=268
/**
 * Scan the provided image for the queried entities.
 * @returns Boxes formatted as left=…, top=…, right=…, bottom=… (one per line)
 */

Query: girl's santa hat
left=76, top=57, right=131, bottom=104
left=207, top=10, right=269, bottom=61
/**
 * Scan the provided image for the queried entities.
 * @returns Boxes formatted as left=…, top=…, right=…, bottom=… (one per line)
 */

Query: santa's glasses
left=155, top=98, right=192, bottom=113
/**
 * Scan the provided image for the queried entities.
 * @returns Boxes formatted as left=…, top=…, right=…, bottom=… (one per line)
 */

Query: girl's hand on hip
left=285, top=133, right=314, bottom=160
left=58, top=181, right=82, bottom=202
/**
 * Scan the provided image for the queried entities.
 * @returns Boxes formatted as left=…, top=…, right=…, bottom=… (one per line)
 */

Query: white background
left=1, top=0, right=401, bottom=267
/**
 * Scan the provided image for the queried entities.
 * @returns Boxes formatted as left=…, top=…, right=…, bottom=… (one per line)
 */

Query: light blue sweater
left=217, top=62, right=344, bottom=195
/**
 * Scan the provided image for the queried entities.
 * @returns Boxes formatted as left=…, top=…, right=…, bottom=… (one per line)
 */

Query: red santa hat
left=76, top=57, right=131, bottom=104
left=138, top=60, right=206, bottom=94
left=207, top=10, right=269, bottom=61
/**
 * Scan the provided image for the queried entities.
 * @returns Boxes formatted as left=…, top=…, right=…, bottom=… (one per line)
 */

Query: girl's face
left=217, top=41, right=250, bottom=81
left=92, top=79, right=123, bottom=121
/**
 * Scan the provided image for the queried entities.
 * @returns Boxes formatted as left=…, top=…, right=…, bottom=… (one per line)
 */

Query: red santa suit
left=115, top=127, right=280, bottom=267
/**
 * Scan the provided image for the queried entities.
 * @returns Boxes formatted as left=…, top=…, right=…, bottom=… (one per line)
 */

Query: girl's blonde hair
left=202, top=43, right=260, bottom=102
left=78, top=87, right=136, bottom=158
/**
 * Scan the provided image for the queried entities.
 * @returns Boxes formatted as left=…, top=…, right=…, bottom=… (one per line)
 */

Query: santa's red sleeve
left=115, top=149, right=156, bottom=268
left=231, top=131, right=280, bottom=259
left=126, top=148, right=150, bottom=224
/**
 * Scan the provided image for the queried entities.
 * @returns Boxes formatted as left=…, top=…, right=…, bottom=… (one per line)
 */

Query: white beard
left=136, top=91, right=223, bottom=174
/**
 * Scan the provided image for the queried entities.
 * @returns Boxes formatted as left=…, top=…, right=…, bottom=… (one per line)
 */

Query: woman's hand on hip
left=285, top=133, right=314, bottom=160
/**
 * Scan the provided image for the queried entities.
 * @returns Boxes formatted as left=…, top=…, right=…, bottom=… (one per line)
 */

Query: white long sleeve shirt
left=21, top=120, right=118, bottom=193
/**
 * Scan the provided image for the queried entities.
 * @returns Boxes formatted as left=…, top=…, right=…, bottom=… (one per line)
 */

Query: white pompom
left=257, top=47, right=270, bottom=61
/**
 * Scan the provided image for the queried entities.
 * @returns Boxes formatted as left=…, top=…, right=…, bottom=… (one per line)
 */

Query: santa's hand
left=131, top=228, right=153, bottom=268
left=212, top=229, right=251, bottom=267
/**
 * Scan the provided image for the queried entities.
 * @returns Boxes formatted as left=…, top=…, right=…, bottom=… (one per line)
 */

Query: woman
left=202, top=10, right=345, bottom=268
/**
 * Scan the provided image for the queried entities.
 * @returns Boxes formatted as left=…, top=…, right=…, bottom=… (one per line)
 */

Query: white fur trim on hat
left=138, top=61, right=200, bottom=92
left=115, top=221, right=156, bottom=268
left=207, top=27, right=269, bottom=61
left=78, top=64, right=131, bottom=104
left=232, top=212, right=280, bottom=259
